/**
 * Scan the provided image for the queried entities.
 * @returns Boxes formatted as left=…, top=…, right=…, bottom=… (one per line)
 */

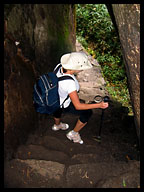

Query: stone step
left=71, top=153, right=115, bottom=164
left=14, top=144, right=70, bottom=164
left=25, top=134, right=107, bottom=157
left=14, top=143, right=116, bottom=166
left=4, top=159, right=65, bottom=188
left=4, top=158, right=140, bottom=188
left=66, top=160, right=140, bottom=188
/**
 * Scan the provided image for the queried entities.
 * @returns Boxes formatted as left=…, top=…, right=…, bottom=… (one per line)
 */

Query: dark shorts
left=53, top=102, right=93, bottom=123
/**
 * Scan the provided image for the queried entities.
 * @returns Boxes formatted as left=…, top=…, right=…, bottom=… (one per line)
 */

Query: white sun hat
left=60, top=52, right=93, bottom=70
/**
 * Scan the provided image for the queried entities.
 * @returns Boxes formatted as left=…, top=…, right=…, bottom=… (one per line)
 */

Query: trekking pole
left=93, top=95, right=110, bottom=143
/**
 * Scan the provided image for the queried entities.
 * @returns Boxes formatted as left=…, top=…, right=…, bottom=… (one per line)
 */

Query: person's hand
left=99, top=101, right=109, bottom=109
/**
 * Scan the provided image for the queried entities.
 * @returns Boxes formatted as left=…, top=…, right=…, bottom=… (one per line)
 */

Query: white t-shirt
left=54, top=64, right=80, bottom=108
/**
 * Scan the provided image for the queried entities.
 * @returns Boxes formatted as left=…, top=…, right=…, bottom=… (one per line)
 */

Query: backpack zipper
left=34, top=84, right=44, bottom=104
left=40, top=76, right=49, bottom=105
left=43, top=75, right=51, bottom=89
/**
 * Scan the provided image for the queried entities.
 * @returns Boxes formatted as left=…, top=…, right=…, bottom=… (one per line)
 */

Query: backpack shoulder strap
left=54, top=64, right=75, bottom=82
left=53, top=63, right=62, bottom=74
left=58, top=75, right=75, bottom=108
left=58, top=75, right=74, bottom=82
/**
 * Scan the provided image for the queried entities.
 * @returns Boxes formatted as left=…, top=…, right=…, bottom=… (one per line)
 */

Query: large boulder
left=107, top=4, right=140, bottom=140
left=4, top=39, right=37, bottom=159
left=4, top=4, right=76, bottom=74
left=4, top=4, right=76, bottom=159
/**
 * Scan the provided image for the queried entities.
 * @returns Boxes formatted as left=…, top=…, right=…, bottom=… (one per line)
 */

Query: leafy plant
left=76, top=4, right=133, bottom=114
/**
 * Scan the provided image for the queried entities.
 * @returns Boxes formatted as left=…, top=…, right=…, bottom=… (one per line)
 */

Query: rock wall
left=4, top=39, right=37, bottom=158
left=5, top=4, right=76, bottom=74
left=4, top=4, right=76, bottom=158
left=76, top=40, right=109, bottom=102
left=106, top=4, right=140, bottom=139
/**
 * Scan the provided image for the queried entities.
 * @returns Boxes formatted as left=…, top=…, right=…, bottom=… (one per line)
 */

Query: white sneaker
left=52, top=122, right=69, bottom=131
left=66, top=130, right=83, bottom=144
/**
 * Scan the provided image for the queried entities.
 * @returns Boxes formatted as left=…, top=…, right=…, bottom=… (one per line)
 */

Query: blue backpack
left=33, top=64, right=74, bottom=114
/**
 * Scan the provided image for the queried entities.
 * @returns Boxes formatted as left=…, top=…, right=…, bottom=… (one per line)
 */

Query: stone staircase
left=4, top=41, right=140, bottom=188
left=4, top=111, right=140, bottom=188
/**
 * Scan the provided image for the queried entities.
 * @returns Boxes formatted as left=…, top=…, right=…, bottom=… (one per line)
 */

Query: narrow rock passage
left=4, top=41, right=140, bottom=188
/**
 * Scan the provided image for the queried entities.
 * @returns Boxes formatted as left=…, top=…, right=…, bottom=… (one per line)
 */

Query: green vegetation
left=76, top=4, right=133, bottom=114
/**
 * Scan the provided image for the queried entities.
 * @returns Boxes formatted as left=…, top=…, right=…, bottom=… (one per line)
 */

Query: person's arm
left=69, top=90, right=108, bottom=110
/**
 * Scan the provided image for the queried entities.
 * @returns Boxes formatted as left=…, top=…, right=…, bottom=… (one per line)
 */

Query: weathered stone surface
left=97, top=170, right=140, bottom=188
left=76, top=40, right=109, bottom=102
left=71, top=153, right=115, bottom=164
left=21, top=159, right=65, bottom=180
left=4, top=42, right=37, bottom=158
left=35, top=135, right=70, bottom=154
left=31, top=135, right=101, bottom=157
left=14, top=144, right=70, bottom=163
left=4, top=104, right=140, bottom=188
left=5, top=4, right=76, bottom=73
left=96, top=160, right=140, bottom=188
left=110, top=4, right=140, bottom=139
left=4, top=159, right=65, bottom=188
left=66, top=162, right=125, bottom=188
left=4, top=4, right=76, bottom=159
left=66, top=161, right=140, bottom=188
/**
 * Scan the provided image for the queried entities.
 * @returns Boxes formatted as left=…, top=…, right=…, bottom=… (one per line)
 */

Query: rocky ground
left=4, top=41, right=140, bottom=188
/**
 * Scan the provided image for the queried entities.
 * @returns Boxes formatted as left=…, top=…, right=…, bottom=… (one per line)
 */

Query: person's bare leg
left=54, top=117, right=61, bottom=125
left=73, top=119, right=87, bottom=132
left=66, top=119, right=86, bottom=144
